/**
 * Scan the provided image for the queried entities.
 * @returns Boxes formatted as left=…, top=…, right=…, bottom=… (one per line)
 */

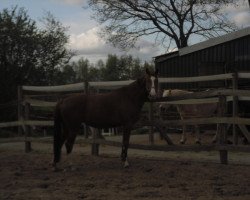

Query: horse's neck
left=120, top=80, right=147, bottom=105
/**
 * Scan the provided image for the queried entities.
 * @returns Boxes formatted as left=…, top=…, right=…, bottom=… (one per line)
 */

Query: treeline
left=61, top=55, right=154, bottom=84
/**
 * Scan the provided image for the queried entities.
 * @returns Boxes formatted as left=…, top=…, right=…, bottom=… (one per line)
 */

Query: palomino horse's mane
left=163, top=89, right=192, bottom=97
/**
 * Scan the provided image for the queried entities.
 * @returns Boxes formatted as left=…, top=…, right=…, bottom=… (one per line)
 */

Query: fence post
left=84, top=80, right=89, bottom=138
left=17, top=86, right=23, bottom=136
left=24, top=102, right=32, bottom=153
left=91, top=128, right=99, bottom=156
left=218, top=95, right=228, bottom=164
left=149, top=102, right=154, bottom=144
left=232, top=72, right=239, bottom=145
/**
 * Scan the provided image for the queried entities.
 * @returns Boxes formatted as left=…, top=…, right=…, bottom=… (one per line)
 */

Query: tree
left=0, top=7, right=38, bottom=106
left=0, top=7, right=73, bottom=120
left=59, top=64, right=78, bottom=84
left=37, top=12, right=74, bottom=85
left=73, top=58, right=101, bottom=82
left=88, top=0, right=240, bottom=50
left=97, top=54, right=154, bottom=81
left=100, top=54, right=120, bottom=81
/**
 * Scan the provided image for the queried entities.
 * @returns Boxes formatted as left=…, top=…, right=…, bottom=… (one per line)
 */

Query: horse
left=159, top=89, right=218, bottom=144
left=53, top=68, right=159, bottom=169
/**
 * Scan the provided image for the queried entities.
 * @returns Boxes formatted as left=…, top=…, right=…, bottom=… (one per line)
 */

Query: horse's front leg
left=121, top=127, right=131, bottom=168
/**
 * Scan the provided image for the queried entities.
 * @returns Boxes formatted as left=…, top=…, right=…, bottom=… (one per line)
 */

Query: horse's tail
left=53, top=101, right=63, bottom=164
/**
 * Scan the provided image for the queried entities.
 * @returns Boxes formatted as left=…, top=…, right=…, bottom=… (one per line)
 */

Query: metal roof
left=179, top=26, right=250, bottom=56
left=155, top=26, right=250, bottom=62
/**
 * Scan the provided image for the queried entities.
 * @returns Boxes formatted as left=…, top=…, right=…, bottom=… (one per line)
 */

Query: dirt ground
left=1, top=133, right=250, bottom=200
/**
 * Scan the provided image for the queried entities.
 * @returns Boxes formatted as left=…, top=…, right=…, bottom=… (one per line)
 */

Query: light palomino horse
left=160, top=89, right=218, bottom=144
left=53, top=68, right=159, bottom=169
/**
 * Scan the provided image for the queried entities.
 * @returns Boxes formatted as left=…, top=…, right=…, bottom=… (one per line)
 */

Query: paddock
left=1, top=133, right=250, bottom=200
left=1, top=72, right=250, bottom=199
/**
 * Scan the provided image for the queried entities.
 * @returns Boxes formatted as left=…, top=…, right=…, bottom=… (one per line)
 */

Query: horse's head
left=162, top=89, right=172, bottom=97
left=143, top=68, right=159, bottom=100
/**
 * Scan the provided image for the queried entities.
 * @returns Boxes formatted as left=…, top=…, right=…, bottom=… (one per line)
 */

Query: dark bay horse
left=53, top=68, right=159, bottom=168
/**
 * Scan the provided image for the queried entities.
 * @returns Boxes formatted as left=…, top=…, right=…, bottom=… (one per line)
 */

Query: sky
left=1, top=0, right=250, bottom=64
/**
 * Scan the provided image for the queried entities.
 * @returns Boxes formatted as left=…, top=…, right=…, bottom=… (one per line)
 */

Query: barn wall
left=156, top=35, right=250, bottom=90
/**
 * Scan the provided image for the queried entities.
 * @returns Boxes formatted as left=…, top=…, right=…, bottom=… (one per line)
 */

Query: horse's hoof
left=124, top=160, right=130, bottom=168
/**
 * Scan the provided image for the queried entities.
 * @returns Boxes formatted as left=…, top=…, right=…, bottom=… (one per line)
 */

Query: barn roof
left=155, top=26, right=250, bottom=62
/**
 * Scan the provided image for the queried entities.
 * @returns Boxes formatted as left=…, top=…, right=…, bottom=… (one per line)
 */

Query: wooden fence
left=1, top=72, right=250, bottom=164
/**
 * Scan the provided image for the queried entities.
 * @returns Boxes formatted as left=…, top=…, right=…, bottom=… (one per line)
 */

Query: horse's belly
left=84, top=107, right=139, bottom=128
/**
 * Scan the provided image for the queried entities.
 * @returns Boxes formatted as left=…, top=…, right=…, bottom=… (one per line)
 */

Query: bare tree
left=88, top=0, right=240, bottom=50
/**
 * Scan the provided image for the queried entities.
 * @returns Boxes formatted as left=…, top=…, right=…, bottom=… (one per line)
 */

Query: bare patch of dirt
left=1, top=133, right=250, bottom=200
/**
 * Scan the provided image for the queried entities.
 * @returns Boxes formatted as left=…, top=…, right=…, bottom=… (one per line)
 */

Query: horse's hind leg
left=65, top=129, right=78, bottom=154
left=53, top=125, right=67, bottom=171
left=121, top=127, right=131, bottom=168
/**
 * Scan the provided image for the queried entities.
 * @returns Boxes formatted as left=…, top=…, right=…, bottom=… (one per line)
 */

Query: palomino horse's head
left=144, top=68, right=159, bottom=99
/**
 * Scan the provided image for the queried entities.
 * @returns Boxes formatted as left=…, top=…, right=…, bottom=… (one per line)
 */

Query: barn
left=155, top=26, right=250, bottom=90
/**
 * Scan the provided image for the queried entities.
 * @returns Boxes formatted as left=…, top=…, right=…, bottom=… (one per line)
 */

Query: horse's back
left=58, top=94, right=87, bottom=129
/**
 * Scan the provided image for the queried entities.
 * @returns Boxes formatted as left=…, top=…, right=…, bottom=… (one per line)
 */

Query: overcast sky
left=1, top=0, right=250, bottom=64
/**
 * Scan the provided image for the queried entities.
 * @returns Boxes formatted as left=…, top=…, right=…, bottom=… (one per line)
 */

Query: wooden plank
left=152, top=117, right=250, bottom=127
left=2, top=117, right=250, bottom=129
left=19, top=72, right=250, bottom=93
left=1, top=137, right=250, bottom=153
left=158, top=96, right=250, bottom=105
left=22, top=80, right=133, bottom=93
left=80, top=138, right=250, bottom=153
left=154, top=89, right=250, bottom=103
left=0, top=121, right=21, bottom=128
left=22, top=82, right=85, bottom=93
left=159, top=97, right=219, bottom=105
left=24, top=120, right=54, bottom=126
left=238, top=72, right=250, bottom=79
left=158, top=73, right=233, bottom=83
left=24, top=98, right=56, bottom=107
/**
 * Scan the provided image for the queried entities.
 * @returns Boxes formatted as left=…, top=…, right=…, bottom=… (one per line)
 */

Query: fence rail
left=1, top=72, right=250, bottom=164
